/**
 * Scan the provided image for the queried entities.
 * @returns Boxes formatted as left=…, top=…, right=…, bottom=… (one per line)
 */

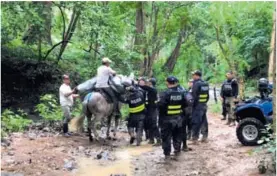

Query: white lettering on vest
left=131, top=98, right=142, bottom=104
left=170, top=95, right=182, bottom=101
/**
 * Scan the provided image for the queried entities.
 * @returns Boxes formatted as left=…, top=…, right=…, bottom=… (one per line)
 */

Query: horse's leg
left=106, top=114, right=113, bottom=140
left=87, top=114, right=93, bottom=142
left=91, top=114, right=101, bottom=141
left=113, top=114, right=120, bottom=139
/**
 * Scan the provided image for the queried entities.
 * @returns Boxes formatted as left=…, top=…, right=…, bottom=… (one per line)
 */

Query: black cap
left=191, top=70, right=202, bottom=77
left=166, top=76, right=178, bottom=84
left=148, top=78, right=156, bottom=86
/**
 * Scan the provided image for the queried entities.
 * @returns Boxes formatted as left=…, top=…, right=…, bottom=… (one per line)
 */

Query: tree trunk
left=133, top=2, right=147, bottom=76
left=163, top=29, right=186, bottom=72
left=134, top=2, right=145, bottom=46
left=270, top=8, right=276, bottom=133
left=56, top=8, right=81, bottom=62
left=44, top=1, right=52, bottom=45
left=268, top=10, right=276, bottom=82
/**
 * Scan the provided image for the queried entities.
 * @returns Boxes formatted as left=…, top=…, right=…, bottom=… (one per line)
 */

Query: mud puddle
left=76, top=144, right=153, bottom=176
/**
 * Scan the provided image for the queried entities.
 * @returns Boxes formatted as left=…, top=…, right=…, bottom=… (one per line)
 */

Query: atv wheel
left=236, top=118, right=264, bottom=146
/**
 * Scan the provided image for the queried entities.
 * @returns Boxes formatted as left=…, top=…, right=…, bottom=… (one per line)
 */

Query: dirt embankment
left=1, top=113, right=274, bottom=176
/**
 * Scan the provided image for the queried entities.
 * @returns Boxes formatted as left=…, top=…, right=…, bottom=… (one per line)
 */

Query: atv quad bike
left=235, top=78, right=273, bottom=146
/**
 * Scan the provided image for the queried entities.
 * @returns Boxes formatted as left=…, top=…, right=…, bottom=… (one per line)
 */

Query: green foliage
left=120, top=104, right=130, bottom=120
left=35, top=94, right=63, bottom=121
left=209, top=102, right=222, bottom=114
left=1, top=109, right=32, bottom=137
left=1, top=1, right=274, bottom=93
left=72, top=99, right=83, bottom=118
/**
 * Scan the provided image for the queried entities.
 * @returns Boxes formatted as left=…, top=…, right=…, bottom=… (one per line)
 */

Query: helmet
left=166, top=76, right=178, bottom=84
left=258, top=78, right=269, bottom=90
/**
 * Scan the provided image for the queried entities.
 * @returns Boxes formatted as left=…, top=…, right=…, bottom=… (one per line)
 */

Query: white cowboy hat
left=102, top=57, right=112, bottom=63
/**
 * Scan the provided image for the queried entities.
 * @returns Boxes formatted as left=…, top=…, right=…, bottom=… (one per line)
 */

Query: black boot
left=63, top=123, right=69, bottom=134
left=153, top=139, right=161, bottom=146
left=148, top=139, right=155, bottom=144
left=221, top=115, right=226, bottom=120
left=130, top=137, right=135, bottom=144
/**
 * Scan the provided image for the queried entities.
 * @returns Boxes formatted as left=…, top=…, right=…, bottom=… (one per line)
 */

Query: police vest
left=222, top=80, right=233, bottom=97
left=145, top=91, right=158, bottom=106
left=128, top=92, right=145, bottom=114
left=166, top=90, right=184, bottom=116
left=198, top=81, right=209, bottom=103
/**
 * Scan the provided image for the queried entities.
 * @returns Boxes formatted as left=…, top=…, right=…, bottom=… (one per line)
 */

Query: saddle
left=95, top=88, right=113, bottom=104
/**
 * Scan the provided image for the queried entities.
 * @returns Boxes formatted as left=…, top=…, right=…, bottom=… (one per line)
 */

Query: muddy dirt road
left=1, top=113, right=271, bottom=176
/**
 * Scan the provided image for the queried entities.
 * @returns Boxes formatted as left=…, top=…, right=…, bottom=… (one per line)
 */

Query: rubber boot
left=200, top=137, right=208, bottom=143
left=130, top=137, right=135, bottom=144
left=191, top=139, right=199, bottom=145
left=225, top=118, right=231, bottom=125
left=229, top=120, right=236, bottom=127
left=164, top=155, right=171, bottom=164
left=148, top=139, right=155, bottom=144
left=172, top=151, right=181, bottom=161
left=63, top=123, right=69, bottom=134
left=153, top=139, right=161, bottom=146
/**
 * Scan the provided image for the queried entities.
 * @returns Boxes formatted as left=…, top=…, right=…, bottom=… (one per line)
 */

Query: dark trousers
left=161, top=117, right=182, bottom=156
left=184, top=107, right=193, bottom=139
left=147, top=108, right=161, bottom=141
left=128, top=114, right=145, bottom=144
left=182, top=116, right=188, bottom=147
left=191, top=104, right=208, bottom=140
left=101, top=87, right=119, bottom=113
left=222, top=101, right=227, bottom=117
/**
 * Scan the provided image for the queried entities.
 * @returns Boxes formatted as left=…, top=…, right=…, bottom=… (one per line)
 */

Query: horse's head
left=111, top=74, right=135, bottom=94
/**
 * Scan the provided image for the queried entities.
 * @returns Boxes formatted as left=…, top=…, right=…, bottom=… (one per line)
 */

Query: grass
left=208, top=102, right=222, bottom=114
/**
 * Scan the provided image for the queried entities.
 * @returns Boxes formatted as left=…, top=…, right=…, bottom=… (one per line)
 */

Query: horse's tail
left=74, top=92, right=94, bottom=132
left=75, top=113, right=85, bottom=132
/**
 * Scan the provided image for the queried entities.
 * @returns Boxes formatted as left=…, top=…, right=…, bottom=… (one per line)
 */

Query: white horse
left=75, top=75, right=134, bottom=142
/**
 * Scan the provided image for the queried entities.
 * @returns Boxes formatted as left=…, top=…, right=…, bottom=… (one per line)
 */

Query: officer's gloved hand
left=126, top=86, right=134, bottom=91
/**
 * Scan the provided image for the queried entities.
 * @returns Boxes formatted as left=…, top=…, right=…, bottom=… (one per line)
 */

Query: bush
left=209, top=102, right=222, bottom=114
left=120, top=104, right=130, bottom=120
left=1, top=109, right=32, bottom=137
left=35, top=94, right=63, bottom=122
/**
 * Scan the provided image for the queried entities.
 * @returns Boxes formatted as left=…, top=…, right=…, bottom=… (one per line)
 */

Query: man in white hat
left=95, top=57, right=119, bottom=113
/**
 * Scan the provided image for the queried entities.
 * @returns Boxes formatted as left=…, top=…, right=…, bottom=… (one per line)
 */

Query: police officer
left=184, top=79, right=194, bottom=142
left=139, top=78, right=161, bottom=146
left=175, top=78, right=192, bottom=151
left=138, top=77, right=150, bottom=141
left=158, top=76, right=186, bottom=161
left=191, top=70, right=209, bottom=144
left=220, top=71, right=238, bottom=126
left=125, top=85, right=146, bottom=146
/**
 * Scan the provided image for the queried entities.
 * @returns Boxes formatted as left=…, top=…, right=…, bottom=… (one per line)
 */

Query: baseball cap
left=62, top=74, right=70, bottom=79
left=102, top=57, right=112, bottom=63
left=166, top=76, right=178, bottom=84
